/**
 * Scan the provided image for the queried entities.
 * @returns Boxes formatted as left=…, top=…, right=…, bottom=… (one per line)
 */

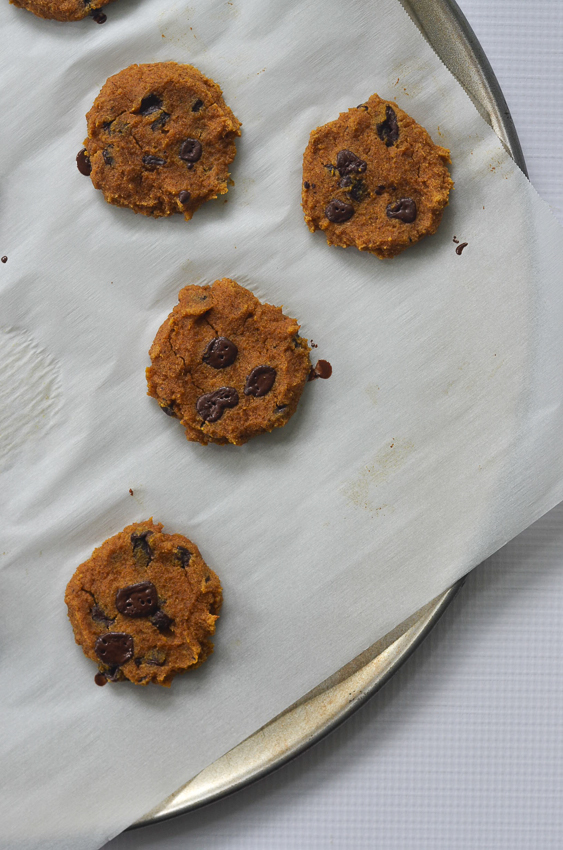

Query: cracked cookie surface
left=10, top=0, right=113, bottom=21
left=302, top=94, right=453, bottom=259
left=80, top=62, right=241, bottom=220
left=146, top=278, right=311, bottom=446
left=65, top=520, right=222, bottom=686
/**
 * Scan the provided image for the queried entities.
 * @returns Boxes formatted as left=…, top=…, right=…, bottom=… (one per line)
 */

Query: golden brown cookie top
left=146, top=278, right=312, bottom=446
left=10, top=0, right=113, bottom=22
left=302, top=95, right=453, bottom=259
left=65, top=520, right=222, bottom=687
left=79, top=62, right=241, bottom=220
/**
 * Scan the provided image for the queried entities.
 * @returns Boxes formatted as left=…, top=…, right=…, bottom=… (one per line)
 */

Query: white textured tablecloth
left=107, top=2, right=563, bottom=848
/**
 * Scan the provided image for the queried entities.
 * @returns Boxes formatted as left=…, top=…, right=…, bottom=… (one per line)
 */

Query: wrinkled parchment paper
left=2, top=0, right=563, bottom=846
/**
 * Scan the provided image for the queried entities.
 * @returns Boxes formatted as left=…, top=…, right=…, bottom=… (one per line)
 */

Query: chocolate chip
left=386, top=198, right=417, bottom=223
left=205, top=575, right=211, bottom=583
left=139, top=94, right=163, bottom=116
left=303, top=181, right=310, bottom=189
left=142, top=154, right=166, bottom=167
left=376, top=105, right=399, bottom=146
left=455, top=242, right=468, bottom=255
left=151, top=112, right=170, bottom=131
left=348, top=179, right=368, bottom=202
left=336, top=150, right=367, bottom=177
left=308, top=360, right=333, bottom=381
left=102, top=149, right=114, bottom=166
left=339, top=176, right=352, bottom=188
left=116, top=581, right=158, bottom=618
left=150, top=611, right=174, bottom=633
left=357, top=103, right=369, bottom=111
left=375, top=184, right=385, bottom=195
left=178, top=190, right=191, bottom=206
left=203, top=337, right=238, bottom=369
left=95, top=633, right=134, bottom=666
left=196, top=387, right=239, bottom=422
left=179, top=138, right=202, bottom=163
left=1, top=256, right=7, bottom=264
left=159, top=401, right=177, bottom=417
left=325, top=199, right=354, bottom=223
left=76, top=149, right=91, bottom=176
left=92, top=10, right=106, bottom=22
left=244, top=366, right=277, bottom=398
left=94, top=672, right=108, bottom=686
left=91, top=604, right=115, bottom=629
left=192, top=99, right=204, bottom=112
left=131, top=530, right=153, bottom=566
left=176, top=547, right=192, bottom=568
left=103, top=121, right=113, bottom=134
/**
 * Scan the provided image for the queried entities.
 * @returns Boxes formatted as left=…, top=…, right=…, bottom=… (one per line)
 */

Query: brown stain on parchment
left=342, top=438, right=414, bottom=513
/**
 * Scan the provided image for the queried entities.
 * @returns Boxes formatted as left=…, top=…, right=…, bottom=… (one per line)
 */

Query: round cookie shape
left=65, top=520, right=222, bottom=687
left=146, top=278, right=312, bottom=446
left=81, top=63, right=241, bottom=220
left=10, top=0, right=114, bottom=21
left=302, top=94, right=453, bottom=259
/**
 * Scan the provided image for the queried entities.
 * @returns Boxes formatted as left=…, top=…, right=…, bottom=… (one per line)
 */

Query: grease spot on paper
left=0, top=328, right=62, bottom=472
left=342, top=438, right=414, bottom=512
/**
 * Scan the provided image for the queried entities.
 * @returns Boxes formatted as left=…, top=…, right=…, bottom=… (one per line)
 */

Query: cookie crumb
left=129, top=489, right=134, bottom=496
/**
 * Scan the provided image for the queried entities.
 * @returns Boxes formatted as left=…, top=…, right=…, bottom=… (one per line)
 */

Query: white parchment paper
left=1, top=0, right=563, bottom=847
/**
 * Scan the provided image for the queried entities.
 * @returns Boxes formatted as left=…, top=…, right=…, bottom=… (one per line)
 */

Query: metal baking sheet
left=132, top=0, right=527, bottom=828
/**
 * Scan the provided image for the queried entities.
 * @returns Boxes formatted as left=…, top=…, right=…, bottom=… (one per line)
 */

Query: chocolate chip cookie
left=302, top=95, right=453, bottom=258
left=78, top=63, right=241, bottom=220
left=146, top=278, right=312, bottom=446
left=10, top=0, right=113, bottom=21
left=65, top=520, right=222, bottom=687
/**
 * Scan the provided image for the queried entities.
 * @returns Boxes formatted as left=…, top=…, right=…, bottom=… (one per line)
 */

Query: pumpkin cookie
left=78, top=62, right=241, bottom=220
left=146, top=278, right=312, bottom=446
left=10, top=0, right=113, bottom=21
left=302, top=95, right=453, bottom=258
left=65, top=520, right=222, bottom=687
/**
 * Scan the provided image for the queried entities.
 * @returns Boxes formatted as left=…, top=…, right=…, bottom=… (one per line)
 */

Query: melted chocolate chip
left=303, top=181, right=310, bottom=189
left=348, top=179, right=368, bottom=202
left=95, top=633, right=134, bottom=666
left=1, top=256, right=7, bottom=264
left=376, top=105, right=399, bottom=146
left=131, top=530, right=153, bottom=565
left=76, top=149, right=91, bottom=176
left=115, top=581, right=158, bottom=618
left=142, top=154, right=166, bottom=167
left=94, top=672, right=108, bottom=686
left=91, top=604, right=115, bottom=629
left=178, top=190, right=191, bottom=206
left=336, top=150, right=367, bottom=177
left=139, top=94, right=163, bottom=116
left=325, top=199, right=354, bottom=223
left=203, top=337, right=238, bottom=369
left=179, top=138, right=202, bottom=163
left=308, top=360, right=333, bottom=381
left=244, top=366, right=277, bottom=398
left=192, top=99, right=204, bottom=112
left=92, top=10, right=106, bottom=22
left=196, top=387, right=239, bottom=422
left=151, top=112, right=170, bottom=131
left=455, top=242, right=468, bottom=255
left=176, top=546, right=192, bottom=568
left=102, top=149, right=114, bottom=166
left=150, top=611, right=174, bottom=633
left=453, top=236, right=459, bottom=244
left=386, top=198, right=417, bottom=223
left=159, top=401, right=177, bottom=417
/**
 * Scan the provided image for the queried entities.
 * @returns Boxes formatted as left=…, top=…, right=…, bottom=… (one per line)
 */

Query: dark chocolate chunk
left=196, top=387, right=239, bottom=422
left=91, top=604, right=115, bottom=629
left=192, top=99, right=204, bottom=112
left=244, top=366, right=277, bottom=398
left=76, top=149, right=91, bottom=176
left=179, top=138, right=203, bottom=163
left=151, top=112, right=170, bottom=131
left=376, top=105, right=399, bottom=146
left=131, top=530, right=154, bottom=566
left=308, top=359, right=333, bottom=381
left=336, top=150, right=367, bottom=177
left=102, top=149, right=114, bottom=166
left=94, top=672, right=108, bottom=686
left=139, top=94, right=163, bottom=116
left=203, top=337, right=238, bottom=369
left=325, top=199, right=354, bottom=223
left=303, top=181, right=310, bottom=189
left=348, top=179, right=368, bottom=202
left=176, top=546, right=192, bottom=568
left=339, top=176, right=352, bottom=188
left=92, top=10, right=106, bottom=22
left=142, top=154, right=166, bottom=167
left=159, top=401, right=177, bottom=417
left=178, top=190, right=191, bottom=205
left=386, top=198, right=417, bottom=223
left=115, top=581, right=158, bottom=618
left=150, top=611, right=174, bottom=633
left=455, top=242, right=468, bottom=255
left=95, top=633, right=134, bottom=666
